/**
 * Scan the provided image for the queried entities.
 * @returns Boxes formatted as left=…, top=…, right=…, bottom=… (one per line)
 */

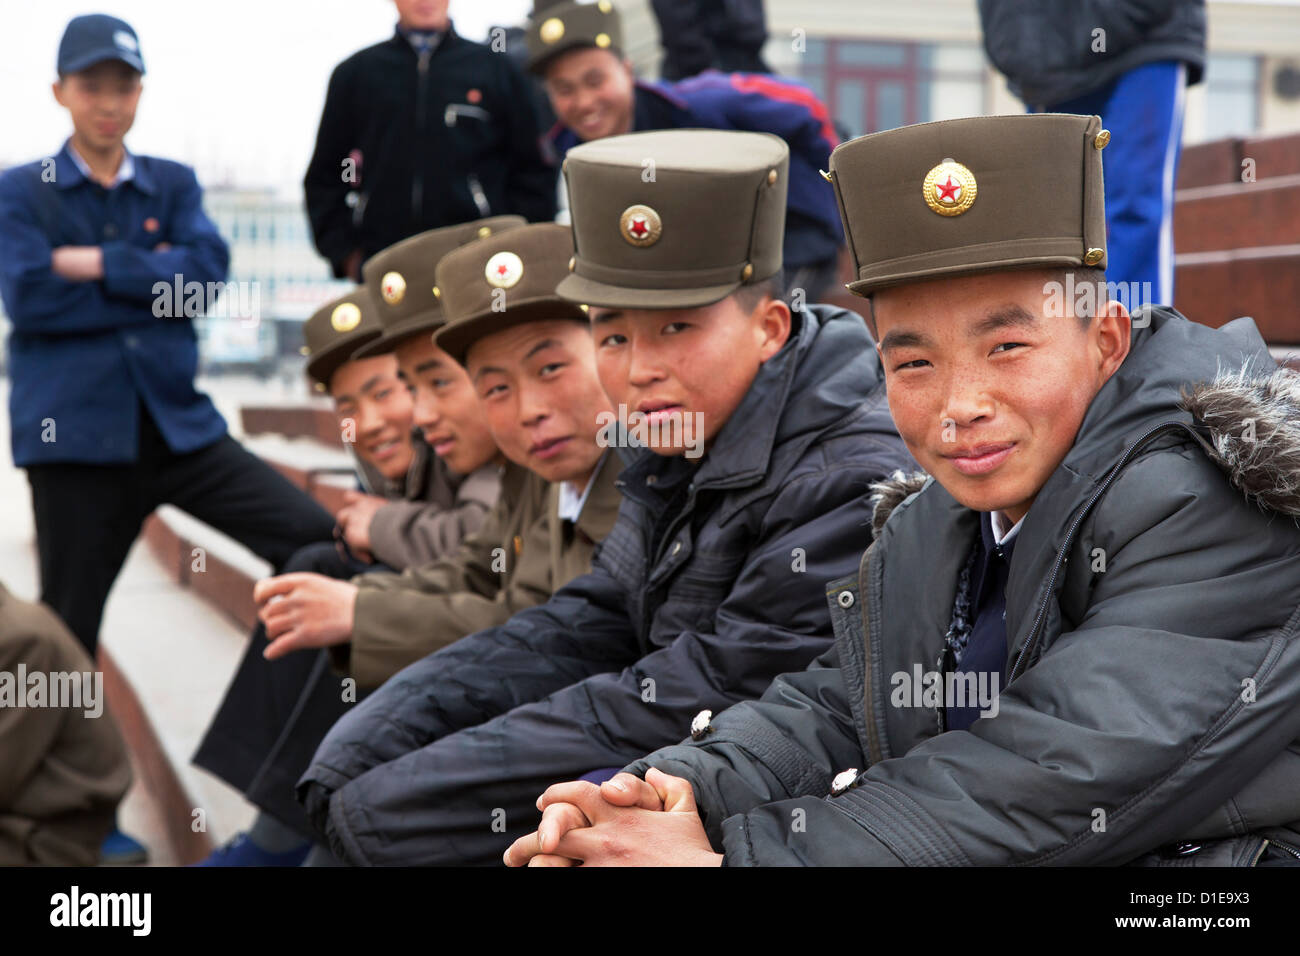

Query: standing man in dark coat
left=304, top=0, right=558, bottom=281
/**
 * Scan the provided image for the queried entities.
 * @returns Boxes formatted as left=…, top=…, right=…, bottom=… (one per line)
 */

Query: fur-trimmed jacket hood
left=632, top=307, right=1300, bottom=868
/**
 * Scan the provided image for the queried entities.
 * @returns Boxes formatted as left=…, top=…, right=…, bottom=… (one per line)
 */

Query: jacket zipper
left=1266, top=838, right=1300, bottom=860
left=1008, top=420, right=1210, bottom=681
left=467, top=172, right=491, bottom=217
left=858, top=543, right=886, bottom=765
left=412, top=49, right=431, bottom=222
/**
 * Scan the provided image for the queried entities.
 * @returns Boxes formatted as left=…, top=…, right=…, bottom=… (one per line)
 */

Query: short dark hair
left=731, top=271, right=785, bottom=313
left=1062, top=266, right=1107, bottom=328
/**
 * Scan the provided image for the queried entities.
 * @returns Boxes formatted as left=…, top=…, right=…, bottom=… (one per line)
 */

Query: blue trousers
left=1042, top=60, right=1188, bottom=310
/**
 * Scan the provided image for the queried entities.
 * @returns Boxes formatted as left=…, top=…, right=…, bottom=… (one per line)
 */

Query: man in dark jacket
left=509, top=114, right=1300, bottom=868
left=979, top=0, right=1206, bottom=311
left=297, top=129, right=913, bottom=865
left=304, top=0, right=557, bottom=280
left=525, top=0, right=842, bottom=302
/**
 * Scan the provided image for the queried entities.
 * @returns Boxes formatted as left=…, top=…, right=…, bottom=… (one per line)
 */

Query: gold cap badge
left=485, top=251, right=525, bottom=289
left=620, top=204, right=662, bottom=247
left=539, top=17, right=564, bottom=44
left=380, top=271, right=407, bottom=305
left=922, top=159, right=978, bottom=217
left=330, top=302, right=362, bottom=332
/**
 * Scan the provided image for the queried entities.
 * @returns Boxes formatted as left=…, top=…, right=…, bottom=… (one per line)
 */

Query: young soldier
left=0, top=584, right=131, bottom=865
left=192, top=275, right=503, bottom=866
left=509, top=114, right=1300, bottom=868
left=524, top=0, right=843, bottom=300
left=304, top=0, right=556, bottom=280
left=298, top=129, right=913, bottom=866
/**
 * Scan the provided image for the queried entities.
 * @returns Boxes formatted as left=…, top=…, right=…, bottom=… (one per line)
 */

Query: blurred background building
left=2, top=0, right=1297, bottom=373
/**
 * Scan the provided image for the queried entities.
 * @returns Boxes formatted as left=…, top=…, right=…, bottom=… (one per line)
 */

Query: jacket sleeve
left=345, top=497, right=555, bottom=690
left=0, top=172, right=143, bottom=335
left=304, top=61, right=360, bottom=275
left=366, top=469, right=499, bottom=571
left=714, top=74, right=838, bottom=160
left=499, top=57, right=558, bottom=222
left=0, top=630, right=67, bottom=810
left=624, top=643, right=863, bottom=848
left=542, top=462, right=878, bottom=777
left=100, top=165, right=230, bottom=304
left=710, top=448, right=1300, bottom=866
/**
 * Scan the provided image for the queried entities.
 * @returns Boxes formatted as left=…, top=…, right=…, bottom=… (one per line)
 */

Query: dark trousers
left=192, top=541, right=380, bottom=840
left=25, top=403, right=337, bottom=656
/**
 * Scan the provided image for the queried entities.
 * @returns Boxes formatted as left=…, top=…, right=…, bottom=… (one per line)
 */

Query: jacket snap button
left=645, top=475, right=657, bottom=486
left=690, top=709, right=713, bottom=740
left=837, top=590, right=854, bottom=608
left=830, top=768, right=860, bottom=796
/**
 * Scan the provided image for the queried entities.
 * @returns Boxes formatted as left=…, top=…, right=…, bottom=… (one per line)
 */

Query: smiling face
left=590, top=292, right=791, bottom=457
left=53, top=59, right=141, bottom=156
left=873, top=268, right=1131, bottom=524
left=394, top=333, right=500, bottom=476
left=544, top=46, right=636, bottom=142
left=466, top=319, right=613, bottom=485
left=329, top=354, right=415, bottom=481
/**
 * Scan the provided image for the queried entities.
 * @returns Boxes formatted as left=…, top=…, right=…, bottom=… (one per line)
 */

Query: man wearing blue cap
left=0, top=15, right=339, bottom=864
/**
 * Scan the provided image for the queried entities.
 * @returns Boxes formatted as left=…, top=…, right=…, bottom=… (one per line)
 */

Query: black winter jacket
left=978, top=0, right=1206, bottom=106
left=304, top=25, right=557, bottom=277
left=630, top=308, right=1300, bottom=866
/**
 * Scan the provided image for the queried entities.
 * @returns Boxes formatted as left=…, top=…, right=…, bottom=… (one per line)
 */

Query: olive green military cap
left=354, top=215, right=527, bottom=357
left=301, top=287, right=384, bottom=392
left=829, top=113, right=1109, bottom=297
left=557, top=128, right=789, bottom=309
left=525, top=0, right=622, bottom=74
left=434, top=223, right=588, bottom=366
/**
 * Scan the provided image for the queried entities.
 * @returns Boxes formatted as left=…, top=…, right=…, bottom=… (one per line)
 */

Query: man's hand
left=50, top=246, right=104, bottom=282
left=254, top=573, right=358, bottom=659
left=504, top=768, right=723, bottom=867
left=336, top=491, right=388, bottom=557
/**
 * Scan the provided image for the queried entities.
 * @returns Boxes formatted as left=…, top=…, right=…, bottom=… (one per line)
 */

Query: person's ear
left=52, top=79, right=66, bottom=107
left=1093, top=298, right=1131, bottom=385
left=754, top=295, right=792, bottom=363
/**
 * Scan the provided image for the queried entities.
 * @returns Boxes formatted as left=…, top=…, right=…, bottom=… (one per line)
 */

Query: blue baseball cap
left=58, top=14, right=145, bottom=76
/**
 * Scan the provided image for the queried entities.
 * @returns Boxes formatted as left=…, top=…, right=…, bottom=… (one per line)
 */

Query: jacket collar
left=633, top=81, right=693, bottom=130
left=574, top=450, right=624, bottom=543
left=389, top=21, right=459, bottom=54
left=54, top=140, right=155, bottom=194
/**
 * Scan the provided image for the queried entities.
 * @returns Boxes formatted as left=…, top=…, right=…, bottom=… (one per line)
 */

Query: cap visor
left=556, top=273, right=740, bottom=311
left=350, top=314, right=445, bottom=358
left=61, top=51, right=144, bottom=74
left=435, top=298, right=587, bottom=367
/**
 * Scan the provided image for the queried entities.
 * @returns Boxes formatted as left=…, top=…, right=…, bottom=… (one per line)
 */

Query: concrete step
left=1174, top=174, right=1300, bottom=254
left=1178, top=131, right=1300, bottom=189
left=242, top=404, right=341, bottom=448
left=1176, top=244, right=1300, bottom=345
